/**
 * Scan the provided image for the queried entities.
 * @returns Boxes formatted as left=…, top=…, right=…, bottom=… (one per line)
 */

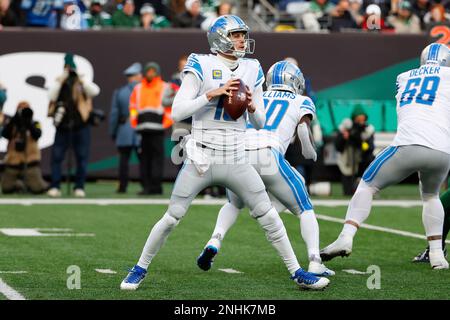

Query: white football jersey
left=393, top=65, right=450, bottom=155
left=182, top=53, right=264, bottom=151
left=245, top=91, right=316, bottom=155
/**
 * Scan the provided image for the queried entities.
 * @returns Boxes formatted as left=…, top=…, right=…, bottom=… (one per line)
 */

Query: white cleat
left=429, top=250, right=449, bottom=270
left=47, top=188, right=61, bottom=197
left=74, top=189, right=86, bottom=198
left=320, top=234, right=353, bottom=262
left=308, top=261, right=336, bottom=277
left=120, top=265, right=147, bottom=290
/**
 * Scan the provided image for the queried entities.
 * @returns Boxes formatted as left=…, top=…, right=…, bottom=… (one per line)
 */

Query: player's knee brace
left=257, top=209, right=287, bottom=243
left=167, top=204, right=187, bottom=221
left=249, top=200, right=272, bottom=219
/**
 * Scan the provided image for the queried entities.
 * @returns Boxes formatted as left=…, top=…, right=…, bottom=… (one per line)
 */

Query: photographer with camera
left=335, top=105, right=375, bottom=195
left=47, top=53, right=100, bottom=197
left=1, top=101, right=48, bottom=194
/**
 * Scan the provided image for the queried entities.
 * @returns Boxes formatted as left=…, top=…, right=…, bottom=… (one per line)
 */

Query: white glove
left=297, top=122, right=317, bottom=162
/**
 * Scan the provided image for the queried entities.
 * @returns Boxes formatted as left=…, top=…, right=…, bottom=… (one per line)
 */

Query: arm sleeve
left=297, top=122, right=317, bottom=161
left=171, top=72, right=209, bottom=123
left=247, top=84, right=266, bottom=129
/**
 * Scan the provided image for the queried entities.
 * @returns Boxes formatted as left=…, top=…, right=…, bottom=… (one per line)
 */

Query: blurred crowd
left=267, top=0, right=450, bottom=33
left=0, top=0, right=236, bottom=31
left=0, top=0, right=448, bottom=32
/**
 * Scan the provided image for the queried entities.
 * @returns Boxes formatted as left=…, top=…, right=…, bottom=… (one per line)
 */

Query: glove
left=297, top=122, right=317, bottom=162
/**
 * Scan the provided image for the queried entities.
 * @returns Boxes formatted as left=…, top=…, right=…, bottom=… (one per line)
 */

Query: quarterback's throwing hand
left=206, top=79, right=240, bottom=101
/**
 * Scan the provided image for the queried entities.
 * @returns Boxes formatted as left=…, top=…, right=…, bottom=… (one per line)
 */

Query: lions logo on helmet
left=420, top=43, right=450, bottom=67
left=266, top=61, right=306, bottom=95
left=207, top=15, right=255, bottom=59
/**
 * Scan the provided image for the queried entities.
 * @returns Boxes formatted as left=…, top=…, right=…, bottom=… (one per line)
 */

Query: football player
left=120, top=15, right=329, bottom=290
left=320, top=43, right=450, bottom=270
left=197, top=61, right=335, bottom=277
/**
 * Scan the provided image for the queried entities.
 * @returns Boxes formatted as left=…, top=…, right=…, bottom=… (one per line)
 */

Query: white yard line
left=316, top=214, right=450, bottom=244
left=218, top=268, right=243, bottom=274
left=95, top=269, right=117, bottom=274
left=0, top=278, right=26, bottom=300
left=0, top=271, right=27, bottom=274
left=0, top=198, right=423, bottom=207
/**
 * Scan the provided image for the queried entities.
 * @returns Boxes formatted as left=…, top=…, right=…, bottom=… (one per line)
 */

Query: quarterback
left=120, top=15, right=329, bottom=290
left=197, top=61, right=334, bottom=277
left=320, top=43, right=450, bottom=270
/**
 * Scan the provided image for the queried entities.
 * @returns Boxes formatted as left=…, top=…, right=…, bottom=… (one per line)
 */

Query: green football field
left=0, top=182, right=449, bottom=300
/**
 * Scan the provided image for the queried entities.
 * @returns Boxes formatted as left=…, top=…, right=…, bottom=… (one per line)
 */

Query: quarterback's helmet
left=207, top=15, right=255, bottom=58
left=266, top=61, right=306, bottom=95
left=420, top=43, right=450, bottom=67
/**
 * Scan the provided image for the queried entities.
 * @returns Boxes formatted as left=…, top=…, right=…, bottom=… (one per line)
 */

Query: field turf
left=0, top=182, right=449, bottom=300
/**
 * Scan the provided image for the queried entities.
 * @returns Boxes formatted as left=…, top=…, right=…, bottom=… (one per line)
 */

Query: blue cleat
left=291, top=268, right=330, bottom=290
left=120, top=265, right=147, bottom=290
left=197, top=245, right=218, bottom=271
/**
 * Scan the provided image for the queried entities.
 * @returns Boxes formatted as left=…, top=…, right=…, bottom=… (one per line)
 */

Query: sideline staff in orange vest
left=129, top=62, right=167, bottom=195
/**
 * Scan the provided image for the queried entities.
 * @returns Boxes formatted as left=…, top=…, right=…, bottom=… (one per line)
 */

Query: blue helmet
left=207, top=15, right=255, bottom=58
left=420, top=43, right=450, bottom=67
left=266, top=61, right=305, bottom=95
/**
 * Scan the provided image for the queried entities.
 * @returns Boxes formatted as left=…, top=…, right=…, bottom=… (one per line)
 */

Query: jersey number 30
left=399, top=76, right=440, bottom=107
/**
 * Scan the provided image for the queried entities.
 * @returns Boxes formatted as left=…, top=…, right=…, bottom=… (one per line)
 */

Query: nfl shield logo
left=212, top=69, right=222, bottom=79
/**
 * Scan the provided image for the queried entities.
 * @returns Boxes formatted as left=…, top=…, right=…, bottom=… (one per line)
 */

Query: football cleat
left=320, top=234, right=353, bottom=262
left=412, top=247, right=430, bottom=263
left=197, top=245, right=218, bottom=271
left=291, top=268, right=330, bottom=290
left=429, top=250, right=449, bottom=270
left=413, top=247, right=447, bottom=263
left=308, top=261, right=336, bottom=277
left=120, top=265, right=147, bottom=290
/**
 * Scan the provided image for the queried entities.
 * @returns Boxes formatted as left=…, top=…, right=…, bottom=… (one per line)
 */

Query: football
left=222, top=79, right=249, bottom=120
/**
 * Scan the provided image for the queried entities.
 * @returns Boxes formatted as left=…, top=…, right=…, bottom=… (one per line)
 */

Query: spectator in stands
left=349, top=0, right=364, bottom=21
left=173, top=0, right=205, bottom=28
left=139, top=2, right=170, bottom=29
left=413, top=0, right=431, bottom=29
left=112, top=0, right=140, bottom=28
left=335, top=105, right=375, bottom=196
left=0, top=0, right=19, bottom=27
left=47, top=53, right=100, bottom=197
left=361, top=3, right=392, bottom=31
left=129, top=62, right=166, bottom=195
left=133, top=0, right=170, bottom=18
left=423, top=3, right=450, bottom=26
left=301, top=0, right=335, bottom=32
left=20, top=0, right=63, bottom=27
left=103, top=0, right=124, bottom=14
left=60, top=0, right=88, bottom=30
left=109, top=62, right=142, bottom=194
left=330, top=0, right=360, bottom=31
left=387, top=1, right=421, bottom=33
left=1, top=101, right=48, bottom=194
left=201, top=1, right=233, bottom=30
left=84, top=0, right=112, bottom=29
